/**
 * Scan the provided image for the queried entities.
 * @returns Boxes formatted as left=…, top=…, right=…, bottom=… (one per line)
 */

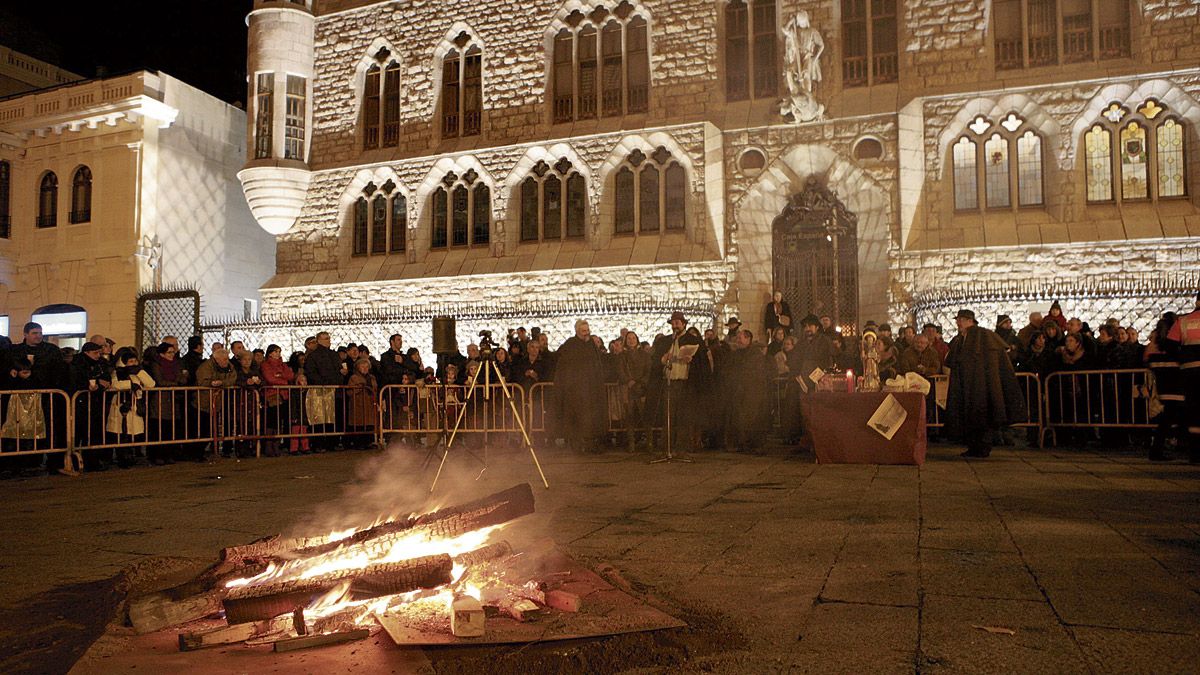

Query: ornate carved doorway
left=771, top=176, right=859, bottom=333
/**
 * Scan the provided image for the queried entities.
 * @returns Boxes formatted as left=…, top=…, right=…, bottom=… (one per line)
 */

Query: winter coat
left=148, top=357, right=186, bottom=423
left=553, top=336, right=607, bottom=441
left=944, top=325, right=1027, bottom=441
left=260, top=358, right=295, bottom=406
left=347, top=372, right=378, bottom=428
left=897, top=346, right=943, bottom=377
left=107, top=368, right=156, bottom=436
left=193, top=359, right=237, bottom=414
left=303, top=345, right=344, bottom=386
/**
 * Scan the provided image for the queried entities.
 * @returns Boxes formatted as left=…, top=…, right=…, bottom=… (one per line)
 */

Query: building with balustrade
left=0, top=69, right=276, bottom=347
left=236, top=0, right=1200, bottom=350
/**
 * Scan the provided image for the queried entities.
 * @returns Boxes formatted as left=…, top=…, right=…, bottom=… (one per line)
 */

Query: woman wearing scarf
left=147, top=342, right=184, bottom=464
left=107, top=347, right=156, bottom=468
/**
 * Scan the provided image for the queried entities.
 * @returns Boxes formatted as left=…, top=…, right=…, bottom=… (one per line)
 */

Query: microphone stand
left=650, top=347, right=694, bottom=465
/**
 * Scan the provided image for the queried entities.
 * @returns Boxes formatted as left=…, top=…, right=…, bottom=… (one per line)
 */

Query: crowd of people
left=0, top=289, right=1196, bottom=475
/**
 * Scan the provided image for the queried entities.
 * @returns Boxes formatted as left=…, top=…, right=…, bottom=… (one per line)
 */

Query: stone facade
left=240, top=0, right=1200, bottom=351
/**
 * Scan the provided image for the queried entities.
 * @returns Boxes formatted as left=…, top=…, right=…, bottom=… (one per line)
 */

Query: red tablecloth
left=800, top=392, right=927, bottom=466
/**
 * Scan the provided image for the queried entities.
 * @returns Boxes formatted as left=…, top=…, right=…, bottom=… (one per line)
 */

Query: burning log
left=452, top=541, right=513, bottom=567
left=223, top=554, right=453, bottom=624
left=284, top=484, right=534, bottom=560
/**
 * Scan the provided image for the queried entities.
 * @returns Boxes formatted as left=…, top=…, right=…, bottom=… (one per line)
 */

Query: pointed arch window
left=362, top=48, right=402, bottom=150
left=441, top=33, right=483, bottom=138
left=0, top=161, right=12, bottom=239
left=951, top=113, right=1045, bottom=212
left=37, top=172, right=57, bottom=229
left=550, top=2, right=651, bottom=124
left=612, top=146, right=687, bottom=235
left=520, top=158, right=587, bottom=243
left=352, top=181, right=407, bottom=256
left=1083, top=99, right=1189, bottom=204
left=430, top=170, right=489, bottom=249
left=70, top=166, right=92, bottom=224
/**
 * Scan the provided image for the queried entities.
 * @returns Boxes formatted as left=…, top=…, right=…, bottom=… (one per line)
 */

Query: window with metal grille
left=70, top=166, right=92, bottom=223
left=284, top=75, right=306, bottom=160
left=841, top=0, right=897, bottom=88
left=550, top=2, right=651, bottom=124
left=1084, top=99, right=1188, bottom=205
left=994, top=0, right=1129, bottom=71
left=612, top=146, right=687, bottom=235
left=37, top=172, right=57, bottom=229
left=951, top=113, right=1045, bottom=212
left=519, top=158, right=588, bottom=242
left=430, top=170, right=489, bottom=249
left=254, top=73, right=273, bottom=159
left=441, top=33, right=483, bottom=139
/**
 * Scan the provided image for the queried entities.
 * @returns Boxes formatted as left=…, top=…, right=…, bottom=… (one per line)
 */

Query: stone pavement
left=1, top=441, right=1198, bottom=673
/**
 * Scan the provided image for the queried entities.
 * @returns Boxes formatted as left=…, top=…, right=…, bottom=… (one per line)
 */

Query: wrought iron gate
left=772, top=177, right=859, bottom=334
left=135, top=288, right=200, bottom=352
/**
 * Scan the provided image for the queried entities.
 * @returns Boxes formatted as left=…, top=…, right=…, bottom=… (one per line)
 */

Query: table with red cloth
left=800, top=391, right=927, bottom=466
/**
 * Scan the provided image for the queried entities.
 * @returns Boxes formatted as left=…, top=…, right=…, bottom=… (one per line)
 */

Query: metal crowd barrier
left=378, top=383, right=527, bottom=437
left=527, top=382, right=661, bottom=435
left=0, top=388, right=72, bottom=459
left=0, top=367, right=1168, bottom=472
left=1041, top=369, right=1154, bottom=446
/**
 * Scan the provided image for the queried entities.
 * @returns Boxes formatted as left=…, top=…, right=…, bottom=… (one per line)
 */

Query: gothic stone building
left=239, top=0, right=1200, bottom=348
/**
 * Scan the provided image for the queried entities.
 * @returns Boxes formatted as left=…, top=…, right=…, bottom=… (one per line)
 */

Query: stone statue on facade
left=781, top=10, right=825, bottom=123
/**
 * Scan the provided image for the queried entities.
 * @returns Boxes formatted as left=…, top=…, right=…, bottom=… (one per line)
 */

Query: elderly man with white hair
left=553, top=320, right=606, bottom=452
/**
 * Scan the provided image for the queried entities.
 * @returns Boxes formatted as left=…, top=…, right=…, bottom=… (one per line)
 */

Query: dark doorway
left=771, top=176, right=859, bottom=334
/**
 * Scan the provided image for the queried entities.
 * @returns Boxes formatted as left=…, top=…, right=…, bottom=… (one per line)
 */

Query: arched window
left=362, top=48, right=402, bottom=150
left=612, top=146, right=686, bottom=235
left=430, top=170, right=489, bottom=249
left=519, top=158, right=587, bottom=242
left=0, top=161, right=10, bottom=239
left=37, top=172, right=57, bottom=229
left=1084, top=100, right=1188, bottom=204
left=441, top=33, right=483, bottom=138
left=550, top=2, right=651, bottom=124
left=951, top=113, right=1044, bottom=212
left=725, top=0, right=779, bottom=101
left=351, top=181, right=407, bottom=256
left=70, top=166, right=92, bottom=224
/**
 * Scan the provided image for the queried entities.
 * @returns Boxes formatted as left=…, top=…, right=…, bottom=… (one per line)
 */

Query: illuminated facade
left=0, top=70, right=276, bottom=346
left=241, top=0, right=1200, bottom=345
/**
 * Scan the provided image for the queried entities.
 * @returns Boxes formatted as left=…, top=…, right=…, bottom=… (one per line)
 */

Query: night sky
left=0, top=2, right=252, bottom=104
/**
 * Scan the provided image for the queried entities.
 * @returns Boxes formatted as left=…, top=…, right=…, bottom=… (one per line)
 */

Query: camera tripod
left=430, top=354, right=549, bottom=492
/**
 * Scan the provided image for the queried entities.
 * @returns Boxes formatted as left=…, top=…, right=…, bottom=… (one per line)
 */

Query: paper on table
left=868, top=394, right=907, bottom=441
left=808, top=367, right=826, bottom=384
left=677, top=344, right=699, bottom=358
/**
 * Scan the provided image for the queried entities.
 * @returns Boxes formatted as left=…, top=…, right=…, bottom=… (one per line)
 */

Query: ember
left=132, top=483, right=557, bottom=649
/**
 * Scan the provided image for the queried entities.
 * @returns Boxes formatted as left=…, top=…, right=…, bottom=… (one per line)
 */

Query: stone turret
left=238, top=0, right=314, bottom=235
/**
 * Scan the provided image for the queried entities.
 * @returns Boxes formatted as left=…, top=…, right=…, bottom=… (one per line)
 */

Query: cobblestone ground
left=0, top=440, right=1198, bottom=674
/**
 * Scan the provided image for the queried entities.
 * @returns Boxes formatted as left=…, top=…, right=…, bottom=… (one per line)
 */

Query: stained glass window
left=566, top=174, right=586, bottom=237
left=431, top=188, right=448, bottom=248
left=520, top=178, right=539, bottom=241
left=1156, top=118, right=1185, bottom=198
left=353, top=197, right=368, bottom=255
left=451, top=185, right=469, bottom=246
left=952, top=137, right=978, bottom=211
left=665, top=163, right=687, bottom=230
left=1119, top=121, right=1148, bottom=200
left=639, top=164, right=659, bottom=232
left=1016, top=131, right=1043, bottom=206
left=1085, top=125, right=1113, bottom=202
left=472, top=184, right=490, bottom=245
left=543, top=175, right=562, bottom=240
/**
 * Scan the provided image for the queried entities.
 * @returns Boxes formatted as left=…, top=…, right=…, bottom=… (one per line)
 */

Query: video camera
left=477, top=330, right=496, bottom=359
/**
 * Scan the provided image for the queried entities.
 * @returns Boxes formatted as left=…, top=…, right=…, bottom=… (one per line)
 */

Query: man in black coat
left=554, top=320, right=606, bottom=451
left=303, top=332, right=343, bottom=449
left=650, top=312, right=706, bottom=453
left=945, top=309, right=1027, bottom=458
left=380, top=334, right=421, bottom=385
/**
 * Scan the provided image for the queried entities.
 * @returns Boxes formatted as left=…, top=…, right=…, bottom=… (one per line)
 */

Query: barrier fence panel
left=379, top=384, right=451, bottom=435
left=0, top=389, right=71, bottom=457
left=1042, top=369, right=1154, bottom=433
left=527, top=383, right=551, bottom=433
left=255, top=385, right=379, bottom=450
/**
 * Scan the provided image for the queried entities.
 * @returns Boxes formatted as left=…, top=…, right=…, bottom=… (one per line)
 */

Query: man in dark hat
left=945, top=309, right=1027, bottom=458
left=724, top=316, right=742, bottom=345
left=1166, top=292, right=1200, bottom=463
left=650, top=311, right=707, bottom=453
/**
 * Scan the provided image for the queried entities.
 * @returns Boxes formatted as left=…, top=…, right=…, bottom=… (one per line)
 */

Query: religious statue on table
left=781, top=10, right=825, bottom=123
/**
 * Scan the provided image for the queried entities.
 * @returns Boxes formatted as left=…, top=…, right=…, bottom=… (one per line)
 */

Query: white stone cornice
left=1, top=94, right=179, bottom=137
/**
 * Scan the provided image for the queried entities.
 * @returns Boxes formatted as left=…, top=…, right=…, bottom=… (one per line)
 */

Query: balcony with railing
left=843, top=56, right=868, bottom=86
left=1099, top=24, right=1130, bottom=58
left=873, top=52, right=898, bottom=83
